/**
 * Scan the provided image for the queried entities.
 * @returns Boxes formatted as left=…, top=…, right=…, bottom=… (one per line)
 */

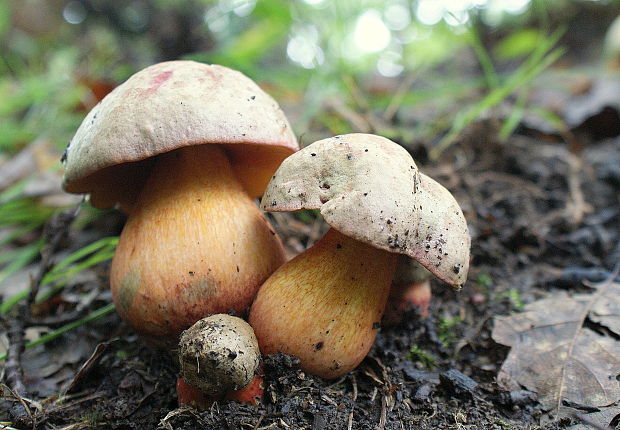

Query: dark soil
left=2, top=84, right=620, bottom=429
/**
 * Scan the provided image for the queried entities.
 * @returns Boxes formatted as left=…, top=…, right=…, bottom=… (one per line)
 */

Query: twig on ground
left=378, top=394, right=387, bottom=430
left=4, top=316, right=27, bottom=396
left=565, top=154, right=588, bottom=225
left=3, top=204, right=80, bottom=421
left=252, top=412, right=266, bottom=430
left=158, top=406, right=197, bottom=430
left=325, top=98, right=372, bottom=133
left=383, top=73, right=417, bottom=122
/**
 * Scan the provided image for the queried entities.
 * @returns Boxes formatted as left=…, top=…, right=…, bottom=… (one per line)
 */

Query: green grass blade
left=0, top=237, right=118, bottom=314
left=429, top=46, right=565, bottom=160
left=0, top=303, right=116, bottom=362
left=0, top=239, right=43, bottom=286
left=499, top=86, right=529, bottom=141
left=467, top=25, right=499, bottom=90
left=41, top=237, right=118, bottom=285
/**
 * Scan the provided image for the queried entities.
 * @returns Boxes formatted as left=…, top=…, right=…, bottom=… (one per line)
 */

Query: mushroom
left=248, top=134, right=470, bottom=378
left=383, top=257, right=432, bottom=324
left=62, top=61, right=298, bottom=344
left=178, top=314, right=260, bottom=395
left=176, top=374, right=265, bottom=408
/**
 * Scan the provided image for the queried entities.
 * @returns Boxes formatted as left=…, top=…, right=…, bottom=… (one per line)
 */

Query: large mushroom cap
left=63, top=61, right=298, bottom=208
left=261, top=133, right=470, bottom=288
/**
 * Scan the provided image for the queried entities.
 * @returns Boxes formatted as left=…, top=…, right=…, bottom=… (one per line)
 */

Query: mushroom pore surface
left=249, top=228, right=397, bottom=379
left=110, top=145, right=286, bottom=343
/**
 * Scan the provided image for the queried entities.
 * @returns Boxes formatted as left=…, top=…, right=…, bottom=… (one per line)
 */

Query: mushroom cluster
left=249, top=133, right=470, bottom=378
left=64, top=60, right=471, bottom=404
left=62, top=61, right=299, bottom=344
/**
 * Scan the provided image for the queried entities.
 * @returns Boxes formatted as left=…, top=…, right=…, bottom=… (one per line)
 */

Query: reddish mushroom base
left=176, top=374, right=264, bottom=408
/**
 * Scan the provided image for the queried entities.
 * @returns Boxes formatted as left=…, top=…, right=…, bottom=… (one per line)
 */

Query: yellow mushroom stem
left=249, top=228, right=398, bottom=379
left=110, top=145, right=286, bottom=344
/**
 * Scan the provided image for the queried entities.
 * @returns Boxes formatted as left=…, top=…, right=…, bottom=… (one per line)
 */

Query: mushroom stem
left=110, top=145, right=286, bottom=343
left=249, top=228, right=398, bottom=379
left=382, top=279, right=432, bottom=325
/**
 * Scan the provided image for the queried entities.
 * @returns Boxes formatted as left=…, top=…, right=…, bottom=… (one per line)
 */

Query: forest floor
left=1, top=68, right=620, bottom=430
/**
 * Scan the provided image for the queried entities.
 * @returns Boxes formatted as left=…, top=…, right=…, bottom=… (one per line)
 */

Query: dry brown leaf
left=492, top=282, right=620, bottom=413
left=568, top=404, right=620, bottom=430
left=590, top=283, right=620, bottom=336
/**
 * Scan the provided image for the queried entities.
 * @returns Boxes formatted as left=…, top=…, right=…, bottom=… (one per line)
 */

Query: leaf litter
left=492, top=277, right=620, bottom=422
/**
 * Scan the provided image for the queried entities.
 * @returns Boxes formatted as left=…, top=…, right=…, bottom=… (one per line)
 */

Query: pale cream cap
left=261, top=133, right=470, bottom=288
left=63, top=61, right=298, bottom=208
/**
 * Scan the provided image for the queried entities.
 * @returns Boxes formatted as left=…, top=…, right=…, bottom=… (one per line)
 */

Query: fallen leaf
left=63, top=339, right=116, bottom=394
left=568, top=404, right=620, bottom=430
left=527, top=72, right=620, bottom=137
left=492, top=281, right=620, bottom=414
left=590, top=283, right=620, bottom=335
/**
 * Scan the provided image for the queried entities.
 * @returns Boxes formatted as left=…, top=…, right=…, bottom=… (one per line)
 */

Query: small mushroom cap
left=261, top=133, right=470, bottom=288
left=63, top=61, right=298, bottom=207
left=179, top=314, right=260, bottom=395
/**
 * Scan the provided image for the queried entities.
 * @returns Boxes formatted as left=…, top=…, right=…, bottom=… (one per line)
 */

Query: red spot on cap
left=145, top=70, right=173, bottom=95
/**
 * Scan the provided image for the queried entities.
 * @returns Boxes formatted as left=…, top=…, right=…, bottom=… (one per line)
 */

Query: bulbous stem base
left=111, top=145, right=286, bottom=343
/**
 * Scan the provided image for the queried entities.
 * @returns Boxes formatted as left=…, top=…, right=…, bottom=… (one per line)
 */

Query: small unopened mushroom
left=62, top=61, right=298, bottom=344
left=179, top=314, right=260, bottom=395
left=249, top=134, right=470, bottom=378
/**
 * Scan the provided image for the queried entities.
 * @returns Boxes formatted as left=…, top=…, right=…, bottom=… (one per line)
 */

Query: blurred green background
left=2, top=0, right=619, bottom=154
left=0, top=0, right=619, bottom=303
